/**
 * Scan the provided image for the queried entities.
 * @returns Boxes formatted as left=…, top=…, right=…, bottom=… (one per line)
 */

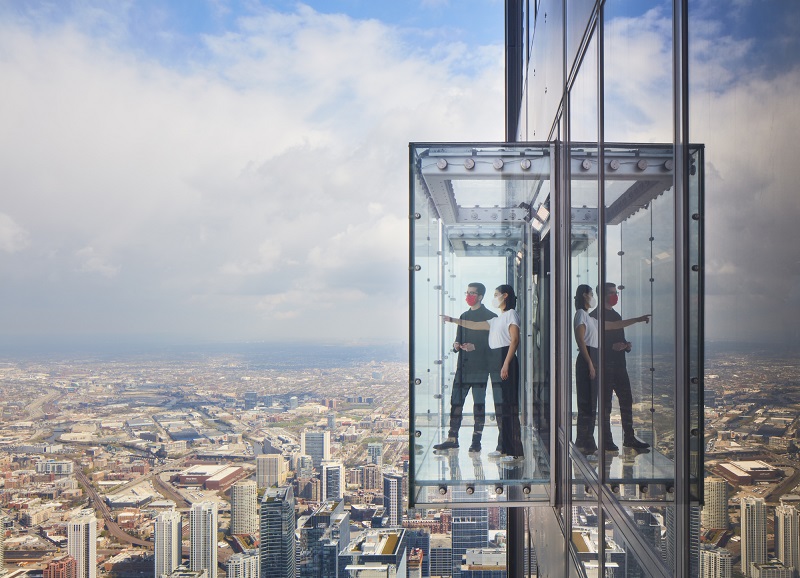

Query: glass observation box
left=409, top=142, right=703, bottom=510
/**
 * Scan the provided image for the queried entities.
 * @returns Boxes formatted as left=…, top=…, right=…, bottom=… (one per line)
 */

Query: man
left=591, top=283, right=651, bottom=451
left=434, top=283, right=497, bottom=453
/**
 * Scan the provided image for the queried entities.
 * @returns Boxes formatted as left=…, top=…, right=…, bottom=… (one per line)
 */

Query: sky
left=0, top=0, right=505, bottom=348
left=0, top=0, right=798, bottom=349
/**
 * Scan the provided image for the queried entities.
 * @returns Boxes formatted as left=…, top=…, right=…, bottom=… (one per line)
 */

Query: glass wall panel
left=602, top=145, right=676, bottom=490
left=603, top=0, right=673, bottom=143
left=568, top=145, right=599, bottom=470
left=566, top=0, right=596, bottom=80
left=409, top=143, right=552, bottom=507
left=528, top=0, right=564, bottom=139
left=570, top=34, right=598, bottom=143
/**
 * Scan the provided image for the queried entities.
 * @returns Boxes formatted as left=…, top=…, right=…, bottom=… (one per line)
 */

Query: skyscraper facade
left=450, top=488, right=488, bottom=578
left=741, top=497, right=767, bottom=578
left=301, top=431, right=330, bottom=468
left=225, top=552, right=259, bottom=578
left=230, top=480, right=258, bottom=535
left=190, top=502, right=218, bottom=578
left=260, top=485, right=296, bottom=578
left=44, top=556, right=78, bottom=578
left=406, top=0, right=717, bottom=574
left=367, top=442, right=383, bottom=467
left=155, top=510, right=182, bottom=578
left=321, top=461, right=344, bottom=501
left=67, top=509, right=97, bottom=578
left=257, top=454, right=288, bottom=488
left=703, top=477, right=729, bottom=530
left=383, top=472, right=404, bottom=527
left=775, top=503, right=799, bottom=577
left=699, top=545, right=732, bottom=578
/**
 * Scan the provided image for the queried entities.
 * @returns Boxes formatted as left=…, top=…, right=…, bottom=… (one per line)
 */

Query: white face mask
left=589, top=296, right=597, bottom=309
left=492, top=297, right=502, bottom=308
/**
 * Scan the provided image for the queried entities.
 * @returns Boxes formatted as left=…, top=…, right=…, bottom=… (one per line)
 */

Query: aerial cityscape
left=0, top=344, right=796, bottom=577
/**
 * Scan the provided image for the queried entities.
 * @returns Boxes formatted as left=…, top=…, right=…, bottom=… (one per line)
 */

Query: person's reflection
left=573, top=284, right=599, bottom=455
left=434, top=283, right=496, bottom=453
left=590, top=283, right=651, bottom=451
left=442, top=284, right=524, bottom=460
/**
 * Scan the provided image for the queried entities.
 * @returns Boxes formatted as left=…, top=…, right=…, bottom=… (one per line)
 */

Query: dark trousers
left=446, top=374, right=488, bottom=440
left=494, top=347, right=524, bottom=457
left=575, top=346, right=598, bottom=443
left=602, top=363, right=635, bottom=440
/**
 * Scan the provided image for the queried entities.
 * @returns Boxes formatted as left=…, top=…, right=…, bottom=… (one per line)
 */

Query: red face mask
left=608, top=294, right=619, bottom=307
left=465, top=294, right=479, bottom=306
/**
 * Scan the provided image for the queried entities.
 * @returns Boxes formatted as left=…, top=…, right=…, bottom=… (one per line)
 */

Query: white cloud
left=75, top=246, right=120, bottom=277
left=0, top=4, right=503, bottom=343
left=0, top=213, right=30, bottom=253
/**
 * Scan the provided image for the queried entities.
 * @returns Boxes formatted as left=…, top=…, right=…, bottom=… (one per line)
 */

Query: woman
left=573, top=284, right=651, bottom=454
left=574, top=284, right=599, bottom=454
left=442, top=284, right=524, bottom=459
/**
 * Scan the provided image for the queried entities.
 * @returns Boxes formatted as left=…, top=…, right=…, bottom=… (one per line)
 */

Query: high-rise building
left=450, top=488, right=488, bottom=578
left=44, top=555, right=78, bottom=578
left=741, top=497, right=768, bottom=578
left=291, top=453, right=313, bottom=478
left=383, top=472, right=404, bottom=527
left=703, top=477, right=729, bottom=530
left=327, top=412, right=336, bottom=430
left=750, top=562, right=793, bottom=578
left=430, top=533, right=453, bottom=578
left=362, top=464, right=381, bottom=490
left=231, top=480, right=258, bottom=535
left=225, top=552, right=259, bottom=578
left=68, top=509, right=97, bottom=578
left=190, top=502, right=218, bottom=578
left=406, top=0, right=714, bottom=575
left=244, top=392, right=258, bottom=410
left=155, top=510, right=182, bottom=578
left=301, top=431, right=330, bottom=468
left=298, top=500, right=350, bottom=578
left=260, top=485, right=296, bottom=578
left=775, top=502, right=799, bottom=577
left=367, top=443, right=383, bottom=467
left=321, top=461, right=344, bottom=501
left=338, top=528, right=408, bottom=578
left=699, top=545, right=732, bottom=578
left=257, top=454, right=288, bottom=488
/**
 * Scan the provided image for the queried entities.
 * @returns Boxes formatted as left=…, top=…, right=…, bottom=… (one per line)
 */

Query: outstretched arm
left=605, top=314, right=650, bottom=330
left=441, top=315, right=490, bottom=331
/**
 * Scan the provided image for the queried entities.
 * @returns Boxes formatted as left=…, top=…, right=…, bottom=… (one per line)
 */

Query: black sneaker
left=468, top=441, right=482, bottom=453
left=604, top=440, right=619, bottom=452
left=623, top=437, right=650, bottom=450
left=433, top=438, right=459, bottom=450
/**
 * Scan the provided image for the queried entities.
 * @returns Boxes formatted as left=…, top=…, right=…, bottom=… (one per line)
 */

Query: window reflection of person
left=434, top=283, right=497, bottom=453
left=573, top=284, right=599, bottom=455
left=590, top=283, right=651, bottom=451
left=442, top=284, right=524, bottom=459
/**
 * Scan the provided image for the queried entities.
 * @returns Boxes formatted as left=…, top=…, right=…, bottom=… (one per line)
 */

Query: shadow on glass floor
left=414, top=411, right=550, bottom=488
left=571, top=423, right=674, bottom=485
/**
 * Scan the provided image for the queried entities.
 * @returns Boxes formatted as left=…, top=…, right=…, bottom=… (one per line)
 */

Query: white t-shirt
left=487, top=309, right=521, bottom=349
left=573, top=309, right=598, bottom=348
